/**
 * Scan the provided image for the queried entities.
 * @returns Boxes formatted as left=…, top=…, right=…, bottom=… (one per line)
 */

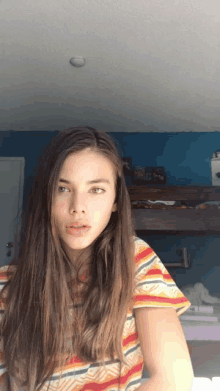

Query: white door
left=0, top=157, right=25, bottom=267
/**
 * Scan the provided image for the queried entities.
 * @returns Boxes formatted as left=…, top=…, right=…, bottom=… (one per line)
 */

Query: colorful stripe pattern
left=0, top=236, right=191, bottom=390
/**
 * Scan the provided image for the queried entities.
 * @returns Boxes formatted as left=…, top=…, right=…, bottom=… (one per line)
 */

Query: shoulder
left=0, top=264, right=17, bottom=301
left=0, top=264, right=17, bottom=283
left=133, top=236, right=158, bottom=272
left=133, top=236, right=152, bottom=257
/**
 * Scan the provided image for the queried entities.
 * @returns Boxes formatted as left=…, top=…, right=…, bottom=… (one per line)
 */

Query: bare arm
left=134, top=307, right=194, bottom=391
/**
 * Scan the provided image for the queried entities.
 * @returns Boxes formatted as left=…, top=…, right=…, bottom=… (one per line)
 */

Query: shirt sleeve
left=132, top=237, right=192, bottom=316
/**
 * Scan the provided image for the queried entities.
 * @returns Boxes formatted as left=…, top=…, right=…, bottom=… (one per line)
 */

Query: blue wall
left=115, top=131, right=215, bottom=186
left=1, top=130, right=220, bottom=295
left=112, top=131, right=220, bottom=296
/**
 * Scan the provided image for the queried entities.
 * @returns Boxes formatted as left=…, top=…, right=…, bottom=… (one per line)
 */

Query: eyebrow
left=59, top=178, right=111, bottom=185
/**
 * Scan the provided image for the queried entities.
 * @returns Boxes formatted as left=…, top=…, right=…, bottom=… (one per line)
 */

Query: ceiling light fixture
left=69, top=56, right=86, bottom=67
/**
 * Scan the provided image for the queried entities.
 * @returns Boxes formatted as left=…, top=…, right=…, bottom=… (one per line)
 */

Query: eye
left=57, top=186, right=106, bottom=194
left=91, top=187, right=106, bottom=194
left=58, top=186, right=68, bottom=193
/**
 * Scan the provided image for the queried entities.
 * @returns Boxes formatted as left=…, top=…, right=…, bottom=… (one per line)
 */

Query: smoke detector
left=69, top=56, right=86, bottom=67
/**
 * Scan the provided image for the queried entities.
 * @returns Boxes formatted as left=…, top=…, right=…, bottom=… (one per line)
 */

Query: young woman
left=0, top=127, right=194, bottom=391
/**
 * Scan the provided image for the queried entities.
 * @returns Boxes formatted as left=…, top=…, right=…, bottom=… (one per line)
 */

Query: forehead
left=60, top=150, right=116, bottom=183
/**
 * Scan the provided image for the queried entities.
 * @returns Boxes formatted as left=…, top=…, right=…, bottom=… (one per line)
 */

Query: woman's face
left=53, top=148, right=117, bottom=262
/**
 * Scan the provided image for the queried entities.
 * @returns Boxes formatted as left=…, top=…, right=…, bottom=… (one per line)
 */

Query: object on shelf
left=131, top=200, right=192, bottom=209
left=195, top=201, right=220, bottom=210
left=211, top=150, right=220, bottom=186
left=181, top=283, right=220, bottom=306
left=146, top=200, right=176, bottom=205
left=130, top=199, right=220, bottom=210
left=132, top=166, right=166, bottom=185
left=122, top=157, right=132, bottom=174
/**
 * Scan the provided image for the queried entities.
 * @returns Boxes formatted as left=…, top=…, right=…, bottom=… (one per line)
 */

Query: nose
left=69, top=193, right=87, bottom=213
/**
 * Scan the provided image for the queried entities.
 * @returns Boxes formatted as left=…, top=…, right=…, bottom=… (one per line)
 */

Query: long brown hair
left=0, top=126, right=137, bottom=391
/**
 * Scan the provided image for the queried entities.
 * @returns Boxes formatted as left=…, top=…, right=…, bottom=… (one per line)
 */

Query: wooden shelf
left=131, top=208, right=220, bottom=232
left=135, top=230, right=220, bottom=236
left=128, top=186, right=220, bottom=233
left=127, top=185, right=220, bottom=201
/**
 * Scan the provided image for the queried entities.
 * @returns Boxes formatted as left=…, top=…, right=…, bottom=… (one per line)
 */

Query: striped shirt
left=0, top=236, right=191, bottom=390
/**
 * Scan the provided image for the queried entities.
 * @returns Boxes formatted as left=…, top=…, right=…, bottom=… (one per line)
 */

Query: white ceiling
left=1, top=0, right=220, bottom=132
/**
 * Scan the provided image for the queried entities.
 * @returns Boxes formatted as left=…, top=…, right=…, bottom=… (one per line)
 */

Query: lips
left=67, top=221, right=91, bottom=228
left=67, top=225, right=90, bottom=228
left=67, top=226, right=91, bottom=236
left=70, top=226, right=86, bottom=228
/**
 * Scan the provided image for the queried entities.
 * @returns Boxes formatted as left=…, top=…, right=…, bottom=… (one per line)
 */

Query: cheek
left=53, top=196, right=112, bottom=217
left=93, top=202, right=113, bottom=223
left=93, top=210, right=102, bottom=223
left=54, top=200, right=67, bottom=217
